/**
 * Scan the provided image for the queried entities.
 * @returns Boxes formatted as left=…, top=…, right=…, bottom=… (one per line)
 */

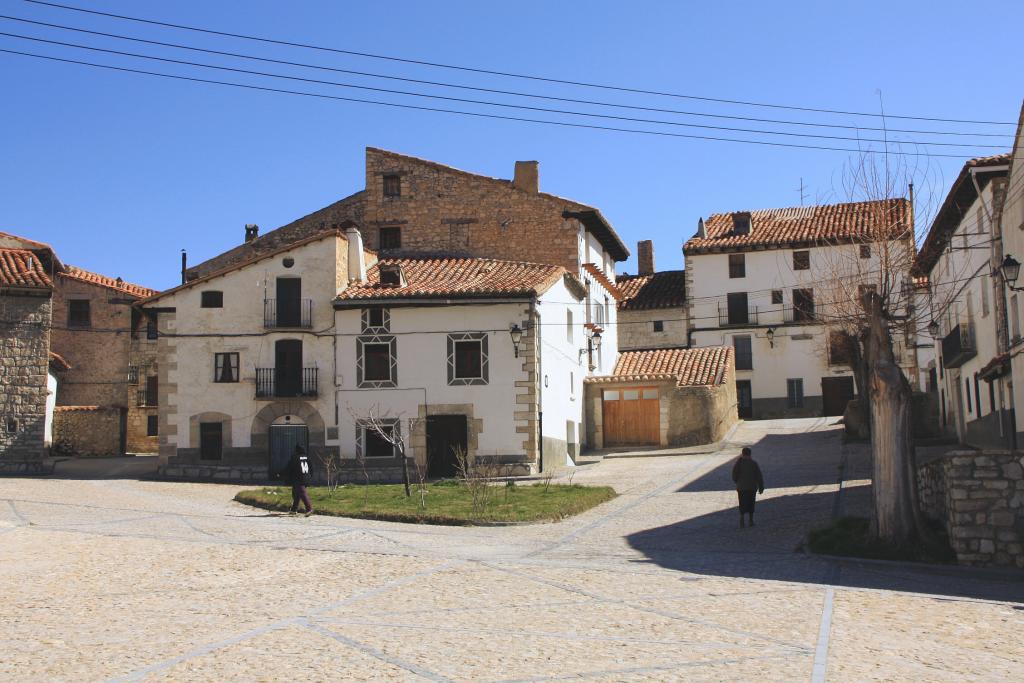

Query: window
left=201, top=291, right=223, bottom=308
left=733, top=213, right=751, bottom=235
left=787, top=379, right=804, bottom=408
left=727, top=292, right=749, bottom=325
left=793, top=288, right=815, bottom=322
left=379, top=226, right=402, bottom=250
left=653, top=320, right=664, bottom=332
left=199, top=422, right=223, bottom=460
left=977, top=207, right=987, bottom=234
left=733, top=335, right=752, bottom=370
left=4, top=417, right=17, bottom=434
left=361, top=306, right=389, bottom=332
left=357, top=420, right=398, bottom=459
left=966, top=378, right=972, bottom=413
left=447, top=333, right=488, bottom=385
left=147, top=415, right=158, bottom=437
left=379, top=263, right=404, bottom=286
left=570, top=371, right=575, bottom=397
left=214, top=352, right=240, bottom=383
left=357, top=335, right=396, bottom=388
left=382, top=174, right=401, bottom=198
left=593, top=300, right=605, bottom=327
left=829, top=331, right=854, bottom=366
left=1013, top=295, right=1021, bottom=341
left=793, top=250, right=810, bottom=271
left=981, top=277, right=990, bottom=317
left=144, top=375, right=158, bottom=407
left=771, top=290, right=783, bottom=305
left=860, top=244, right=871, bottom=259
left=567, top=310, right=574, bottom=343
left=728, top=253, right=746, bottom=278
left=146, top=316, right=158, bottom=340
left=68, top=300, right=91, bottom=328
left=975, top=373, right=981, bottom=416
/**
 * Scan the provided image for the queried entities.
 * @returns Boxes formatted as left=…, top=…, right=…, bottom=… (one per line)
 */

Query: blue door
left=269, top=425, right=308, bottom=479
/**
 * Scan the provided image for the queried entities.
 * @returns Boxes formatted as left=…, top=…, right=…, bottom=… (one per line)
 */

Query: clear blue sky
left=1, top=0, right=1020, bottom=290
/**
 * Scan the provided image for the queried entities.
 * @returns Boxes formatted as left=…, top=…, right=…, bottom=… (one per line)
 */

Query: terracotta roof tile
left=685, top=198, right=910, bottom=254
left=582, top=263, right=623, bottom=301
left=616, top=270, right=685, bottom=310
left=49, top=351, right=71, bottom=372
left=336, top=256, right=565, bottom=302
left=61, top=266, right=157, bottom=299
left=0, top=248, right=51, bottom=289
left=587, top=346, right=733, bottom=387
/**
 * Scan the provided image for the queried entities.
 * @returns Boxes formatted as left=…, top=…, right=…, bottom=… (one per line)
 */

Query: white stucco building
left=916, top=153, right=1012, bottom=448
left=999, top=105, right=1024, bottom=448
left=684, top=200, right=916, bottom=419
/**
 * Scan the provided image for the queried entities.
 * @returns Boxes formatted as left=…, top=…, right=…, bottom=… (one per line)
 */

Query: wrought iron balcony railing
left=263, top=299, right=313, bottom=329
left=941, top=322, right=976, bottom=369
left=255, top=367, right=319, bottom=398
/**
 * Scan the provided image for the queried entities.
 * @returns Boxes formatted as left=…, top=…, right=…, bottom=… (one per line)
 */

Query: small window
left=361, top=307, right=390, bottom=332
left=379, top=226, right=402, bottom=250
left=448, top=333, right=488, bottom=385
left=787, top=379, right=804, bottom=408
left=144, top=375, right=159, bottom=407
left=732, top=213, right=751, bottom=235
left=68, top=300, right=91, bottom=328
left=642, top=388, right=658, bottom=399
left=977, top=208, right=987, bottom=235
left=567, top=310, right=574, bottom=343
left=199, top=422, right=223, bottom=460
left=771, top=290, right=783, bottom=305
left=793, top=251, right=810, bottom=271
left=214, top=352, right=240, bottom=383
left=981, top=277, right=990, bottom=317
left=368, top=307, right=384, bottom=328
left=974, top=373, right=981, bottom=416
left=793, top=288, right=815, bottom=322
left=653, top=320, right=664, bottom=332
left=603, top=390, right=619, bottom=401
left=383, top=174, right=401, bottom=198
left=623, top=390, right=639, bottom=400
left=4, top=417, right=17, bottom=434
left=357, top=335, right=397, bottom=388
left=364, top=344, right=392, bottom=382
left=728, top=253, right=746, bottom=279
left=379, top=263, right=403, bottom=286
left=455, top=340, right=482, bottom=378
left=362, top=423, right=397, bottom=458
left=146, top=316, right=158, bottom=340
left=859, top=245, right=871, bottom=259
left=147, top=415, right=158, bottom=437
left=733, top=335, right=752, bottom=370
left=201, top=291, right=223, bottom=308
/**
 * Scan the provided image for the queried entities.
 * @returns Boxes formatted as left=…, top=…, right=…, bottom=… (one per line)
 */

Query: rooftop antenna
left=797, top=178, right=808, bottom=206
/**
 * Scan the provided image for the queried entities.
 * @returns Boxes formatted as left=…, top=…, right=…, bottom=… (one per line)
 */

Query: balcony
left=783, top=306, right=817, bottom=324
left=941, top=322, right=976, bottom=369
left=255, top=367, right=319, bottom=399
left=264, top=299, right=313, bottom=329
left=136, top=389, right=157, bottom=407
left=718, top=304, right=759, bottom=327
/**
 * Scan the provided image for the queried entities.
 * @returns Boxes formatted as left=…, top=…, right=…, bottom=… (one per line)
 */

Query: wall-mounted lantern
left=509, top=323, right=524, bottom=358
left=1000, top=254, right=1024, bottom=291
left=766, top=327, right=775, bottom=348
left=927, top=320, right=940, bottom=338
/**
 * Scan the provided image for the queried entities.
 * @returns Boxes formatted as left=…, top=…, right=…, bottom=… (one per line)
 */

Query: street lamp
left=509, top=323, right=523, bottom=358
left=765, top=327, right=775, bottom=348
left=927, top=320, right=940, bottom=338
left=1000, top=255, right=1024, bottom=291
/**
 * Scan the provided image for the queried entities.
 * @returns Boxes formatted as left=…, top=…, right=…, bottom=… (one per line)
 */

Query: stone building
left=615, top=240, right=686, bottom=351
left=0, top=241, right=55, bottom=471
left=584, top=346, right=736, bottom=448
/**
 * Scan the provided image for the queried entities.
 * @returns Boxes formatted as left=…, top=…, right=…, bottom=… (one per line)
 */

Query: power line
left=22, top=0, right=1017, bottom=127
left=0, top=48, right=981, bottom=159
left=2, top=31, right=1003, bottom=151
left=0, top=13, right=1012, bottom=140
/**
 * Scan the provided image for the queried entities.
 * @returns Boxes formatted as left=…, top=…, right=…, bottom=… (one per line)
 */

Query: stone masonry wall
left=617, top=309, right=687, bottom=351
left=52, top=406, right=122, bottom=456
left=917, top=450, right=1024, bottom=569
left=126, top=324, right=159, bottom=454
left=50, top=275, right=133, bottom=408
left=0, top=293, right=51, bottom=462
left=363, top=148, right=583, bottom=272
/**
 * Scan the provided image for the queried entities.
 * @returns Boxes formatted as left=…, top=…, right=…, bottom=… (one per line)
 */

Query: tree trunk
left=863, top=295, right=919, bottom=544
left=399, top=445, right=411, bottom=498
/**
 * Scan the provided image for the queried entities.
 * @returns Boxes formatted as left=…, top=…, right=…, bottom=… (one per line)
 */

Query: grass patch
left=234, top=482, right=617, bottom=525
left=807, top=516, right=956, bottom=564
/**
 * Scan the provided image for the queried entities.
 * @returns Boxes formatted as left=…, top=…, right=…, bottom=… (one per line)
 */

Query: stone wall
left=126, top=329, right=159, bottom=453
left=50, top=274, right=133, bottom=408
left=617, top=308, right=687, bottom=351
left=0, top=293, right=51, bottom=462
left=917, top=450, right=1024, bottom=568
left=52, top=406, right=122, bottom=457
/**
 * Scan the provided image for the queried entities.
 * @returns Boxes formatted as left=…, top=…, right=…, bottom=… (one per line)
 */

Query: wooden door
left=736, top=380, right=753, bottom=419
left=603, top=387, right=659, bottom=446
left=268, top=425, right=308, bottom=478
left=276, top=278, right=301, bottom=327
left=821, top=376, right=855, bottom=416
left=427, top=415, right=468, bottom=478
left=275, top=339, right=302, bottom=397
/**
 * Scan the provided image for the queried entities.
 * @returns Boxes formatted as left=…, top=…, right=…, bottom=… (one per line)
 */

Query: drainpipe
left=531, top=298, right=543, bottom=473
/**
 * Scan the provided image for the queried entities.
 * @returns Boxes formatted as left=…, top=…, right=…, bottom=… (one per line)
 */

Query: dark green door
left=269, top=424, right=308, bottom=479
left=427, top=415, right=467, bottom=479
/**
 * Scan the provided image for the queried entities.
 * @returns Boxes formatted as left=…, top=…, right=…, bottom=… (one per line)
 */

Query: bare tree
left=812, top=145, right=943, bottom=544
left=347, top=403, right=421, bottom=498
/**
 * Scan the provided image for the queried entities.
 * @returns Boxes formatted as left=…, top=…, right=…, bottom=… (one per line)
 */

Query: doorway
left=268, top=423, right=308, bottom=479
left=821, top=376, right=855, bottom=417
left=427, top=415, right=468, bottom=478
left=736, top=380, right=753, bottom=419
left=276, top=278, right=302, bottom=327
left=275, top=339, right=302, bottom=398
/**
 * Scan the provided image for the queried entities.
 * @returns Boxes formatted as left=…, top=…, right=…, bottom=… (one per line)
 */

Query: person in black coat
left=731, top=447, right=764, bottom=528
left=286, top=445, right=314, bottom=517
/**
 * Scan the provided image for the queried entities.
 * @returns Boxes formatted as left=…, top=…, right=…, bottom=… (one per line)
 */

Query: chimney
left=345, top=226, right=367, bottom=283
left=513, top=160, right=539, bottom=193
left=697, top=217, right=705, bottom=238
left=180, top=249, right=187, bottom=285
left=244, top=224, right=259, bottom=242
left=637, top=240, right=655, bottom=275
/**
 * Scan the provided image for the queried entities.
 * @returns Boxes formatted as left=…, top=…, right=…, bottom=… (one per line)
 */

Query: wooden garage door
left=603, top=387, right=660, bottom=446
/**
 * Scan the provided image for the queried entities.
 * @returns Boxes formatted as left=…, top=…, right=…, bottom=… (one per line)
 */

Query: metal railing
left=718, top=304, right=759, bottom=327
left=255, top=367, right=318, bottom=398
left=127, top=365, right=139, bottom=385
left=136, top=389, right=157, bottom=407
left=783, top=305, right=816, bottom=324
left=263, top=299, right=313, bottom=329
left=941, top=322, right=976, bottom=369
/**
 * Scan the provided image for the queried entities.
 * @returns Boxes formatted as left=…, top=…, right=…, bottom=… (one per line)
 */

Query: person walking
left=731, top=447, right=764, bottom=528
left=286, top=444, right=314, bottom=517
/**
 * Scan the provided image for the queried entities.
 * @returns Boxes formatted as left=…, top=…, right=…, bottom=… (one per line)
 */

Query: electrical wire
left=0, top=13, right=1012, bottom=140
left=0, top=47, right=982, bottom=159
left=22, top=0, right=1016, bottom=126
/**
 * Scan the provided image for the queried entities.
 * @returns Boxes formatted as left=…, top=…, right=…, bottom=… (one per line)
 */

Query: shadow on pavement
left=626, top=489, right=1024, bottom=603
left=47, top=456, right=160, bottom=480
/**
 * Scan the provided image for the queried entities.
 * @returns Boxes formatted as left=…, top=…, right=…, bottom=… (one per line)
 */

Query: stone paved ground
left=2, top=417, right=1022, bottom=681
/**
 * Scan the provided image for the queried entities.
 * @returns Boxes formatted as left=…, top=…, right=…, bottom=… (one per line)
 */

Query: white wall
left=1000, top=127, right=1024, bottom=438
left=44, top=371, right=57, bottom=446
